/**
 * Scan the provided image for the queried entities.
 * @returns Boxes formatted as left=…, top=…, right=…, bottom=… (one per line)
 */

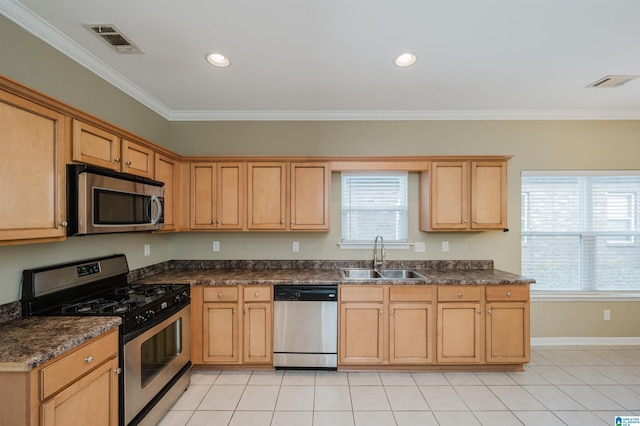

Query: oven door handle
left=149, top=195, right=163, bottom=225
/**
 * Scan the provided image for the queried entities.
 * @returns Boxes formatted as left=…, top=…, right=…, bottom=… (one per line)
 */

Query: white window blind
left=341, top=171, right=408, bottom=243
left=521, top=171, right=640, bottom=291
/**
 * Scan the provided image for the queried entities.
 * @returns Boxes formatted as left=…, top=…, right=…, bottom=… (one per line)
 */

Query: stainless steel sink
left=378, top=269, right=426, bottom=279
left=341, top=268, right=384, bottom=279
left=340, top=268, right=426, bottom=280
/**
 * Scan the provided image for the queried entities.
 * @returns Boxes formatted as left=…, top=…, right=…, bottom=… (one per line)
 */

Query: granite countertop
left=134, top=267, right=534, bottom=286
left=0, top=316, right=121, bottom=372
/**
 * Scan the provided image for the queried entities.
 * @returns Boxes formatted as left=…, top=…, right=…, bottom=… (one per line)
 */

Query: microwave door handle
left=149, top=195, right=163, bottom=225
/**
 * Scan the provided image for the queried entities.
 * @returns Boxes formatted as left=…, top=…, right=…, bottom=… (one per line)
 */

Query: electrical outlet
left=213, top=241, right=220, bottom=252
left=604, top=309, right=611, bottom=321
left=292, top=241, right=300, bottom=252
left=144, top=244, right=150, bottom=257
left=415, top=242, right=426, bottom=252
left=442, top=241, right=449, bottom=252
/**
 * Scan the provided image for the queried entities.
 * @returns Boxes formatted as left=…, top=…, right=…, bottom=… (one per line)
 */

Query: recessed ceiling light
left=394, top=53, right=417, bottom=67
left=205, top=52, right=230, bottom=68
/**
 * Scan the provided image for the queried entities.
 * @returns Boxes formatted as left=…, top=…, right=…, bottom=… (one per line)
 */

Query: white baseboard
left=531, top=337, right=640, bottom=346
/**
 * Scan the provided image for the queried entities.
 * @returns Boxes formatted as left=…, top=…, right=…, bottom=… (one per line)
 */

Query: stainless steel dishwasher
left=273, top=285, right=338, bottom=369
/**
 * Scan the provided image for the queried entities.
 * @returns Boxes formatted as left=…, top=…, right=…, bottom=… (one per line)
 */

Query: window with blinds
left=521, top=171, right=640, bottom=291
left=341, top=171, right=408, bottom=243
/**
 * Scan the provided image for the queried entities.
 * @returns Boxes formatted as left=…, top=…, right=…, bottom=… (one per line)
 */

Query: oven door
left=123, top=305, right=190, bottom=425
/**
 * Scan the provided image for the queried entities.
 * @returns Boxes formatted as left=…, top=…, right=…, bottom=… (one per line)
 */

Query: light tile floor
left=158, top=346, right=640, bottom=426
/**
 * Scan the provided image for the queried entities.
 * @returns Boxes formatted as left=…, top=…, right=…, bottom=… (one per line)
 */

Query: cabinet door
left=190, top=163, right=216, bottom=229
left=471, top=161, right=507, bottom=229
left=429, top=161, right=469, bottom=230
left=122, top=139, right=154, bottom=178
left=247, top=162, right=287, bottom=230
left=72, top=120, right=121, bottom=171
left=217, top=162, right=244, bottom=230
left=486, top=302, right=530, bottom=363
left=290, top=163, right=330, bottom=230
left=389, top=303, right=433, bottom=364
left=436, top=302, right=483, bottom=363
left=155, top=154, right=177, bottom=230
left=339, top=302, right=384, bottom=365
left=202, top=302, right=240, bottom=363
left=40, top=356, right=118, bottom=426
left=243, top=302, right=273, bottom=364
left=0, top=92, right=67, bottom=244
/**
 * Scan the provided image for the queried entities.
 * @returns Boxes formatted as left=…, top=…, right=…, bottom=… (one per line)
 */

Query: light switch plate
left=213, top=241, right=220, bottom=252
left=442, top=241, right=449, bottom=252
left=144, top=244, right=150, bottom=257
left=292, top=241, right=300, bottom=252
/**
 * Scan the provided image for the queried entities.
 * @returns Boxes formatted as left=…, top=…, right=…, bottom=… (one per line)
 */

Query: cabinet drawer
left=389, top=286, right=433, bottom=302
left=340, top=286, right=384, bottom=302
left=486, top=285, right=529, bottom=301
left=203, top=286, right=239, bottom=302
left=437, top=286, right=482, bottom=302
left=41, top=330, right=118, bottom=400
left=243, top=286, right=272, bottom=302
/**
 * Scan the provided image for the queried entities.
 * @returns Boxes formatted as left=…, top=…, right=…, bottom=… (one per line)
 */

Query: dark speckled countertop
left=0, top=316, right=121, bottom=372
left=134, top=266, right=534, bottom=286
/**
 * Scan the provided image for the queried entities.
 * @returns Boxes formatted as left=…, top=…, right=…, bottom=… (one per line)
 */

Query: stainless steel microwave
left=67, top=165, right=164, bottom=235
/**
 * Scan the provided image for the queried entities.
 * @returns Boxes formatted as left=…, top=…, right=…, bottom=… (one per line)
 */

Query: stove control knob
left=146, top=310, right=155, bottom=319
left=135, top=315, right=146, bottom=324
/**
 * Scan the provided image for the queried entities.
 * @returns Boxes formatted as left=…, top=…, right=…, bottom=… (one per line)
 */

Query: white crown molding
left=0, top=0, right=172, bottom=119
left=167, top=109, right=640, bottom=121
left=532, top=337, right=640, bottom=346
left=3, top=0, right=640, bottom=122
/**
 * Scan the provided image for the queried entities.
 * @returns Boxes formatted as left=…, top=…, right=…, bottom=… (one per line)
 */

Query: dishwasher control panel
left=274, top=285, right=337, bottom=301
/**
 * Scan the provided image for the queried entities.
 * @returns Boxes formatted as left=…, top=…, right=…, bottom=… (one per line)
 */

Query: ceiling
left=2, top=0, right=640, bottom=121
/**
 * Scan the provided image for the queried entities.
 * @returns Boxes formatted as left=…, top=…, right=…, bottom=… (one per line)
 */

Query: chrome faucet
left=373, top=235, right=385, bottom=270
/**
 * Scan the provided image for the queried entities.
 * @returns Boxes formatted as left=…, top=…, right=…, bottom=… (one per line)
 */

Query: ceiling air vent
left=84, top=24, right=143, bottom=54
left=586, top=75, right=639, bottom=88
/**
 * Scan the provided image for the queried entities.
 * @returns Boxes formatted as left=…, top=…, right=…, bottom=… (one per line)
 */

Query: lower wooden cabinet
left=192, top=285, right=273, bottom=366
left=340, top=284, right=529, bottom=369
left=0, top=329, right=119, bottom=426
left=339, top=285, right=435, bottom=366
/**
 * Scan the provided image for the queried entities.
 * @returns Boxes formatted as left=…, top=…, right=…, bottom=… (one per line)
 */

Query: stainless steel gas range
left=21, top=254, right=191, bottom=426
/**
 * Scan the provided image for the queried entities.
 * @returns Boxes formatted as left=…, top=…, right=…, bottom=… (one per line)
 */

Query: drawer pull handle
left=507, top=292, right=512, bottom=297
left=114, top=368, right=122, bottom=375
left=458, top=292, right=463, bottom=298
left=85, top=356, right=94, bottom=364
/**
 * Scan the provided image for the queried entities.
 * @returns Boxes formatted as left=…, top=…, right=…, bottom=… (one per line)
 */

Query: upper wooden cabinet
left=420, top=160, right=507, bottom=231
left=190, top=162, right=244, bottom=230
left=155, top=154, right=179, bottom=231
left=0, top=90, right=67, bottom=246
left=72, top=120, right=155, bottom=178
left=290, top=162, right=330, bottom=230
left=247, top=162, right=330, bottom=231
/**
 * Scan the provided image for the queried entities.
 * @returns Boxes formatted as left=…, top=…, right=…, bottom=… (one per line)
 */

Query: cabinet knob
left=390, top=309, right=395, bottom=315
left=291, top=220, right=295, bottom=224
left=244, top=309, right=248, bottom=315
left=379, top=310, right=383, bottom=315
left=507, top=292, right=512, bottom=297
left=114, top=368, right=122, bottom=375
left=458, top=292, right=463, bottom=298
left=126, top=161, right=132, bottom=166
left=85, top=356, right=94, bottom=364
left=217, top=293, right=222, bottom=298
left=473, top=219, right=477, bottom=223
left=463, top=219, right=468, bottom=223
left=59, top=221, right=68, bottom=227
left=232, top=309, right=237, bottom=314
left=281, top=219, right=285, bottom=224
left=114, top=157, right=121, bottom=163
left=488, top=309, right=492, bottom=315
left=255, top=292, right=259, bottom=297
left=477, top=309, right=482, bottom=314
